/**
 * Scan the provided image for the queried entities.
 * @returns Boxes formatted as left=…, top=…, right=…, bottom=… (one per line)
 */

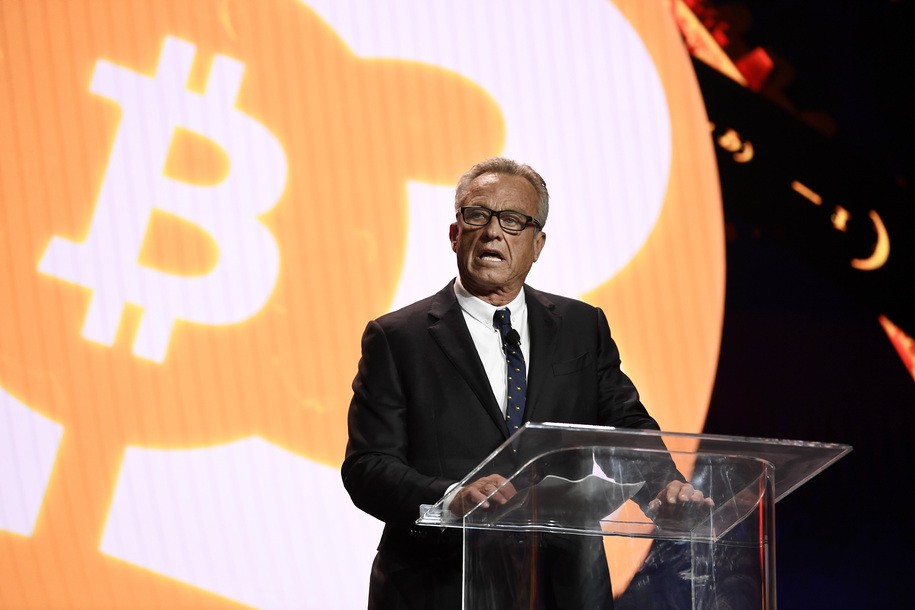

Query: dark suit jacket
left=342, top=281, right=663, bottom=609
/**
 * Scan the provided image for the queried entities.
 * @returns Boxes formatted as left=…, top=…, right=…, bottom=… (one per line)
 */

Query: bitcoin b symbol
left=38, top=36, right=287, bottom=363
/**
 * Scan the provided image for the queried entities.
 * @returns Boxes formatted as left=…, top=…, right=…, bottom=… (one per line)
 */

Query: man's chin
left=462, top=273, right=526, bottom=299
left=464, top=270, right=506, bottom=289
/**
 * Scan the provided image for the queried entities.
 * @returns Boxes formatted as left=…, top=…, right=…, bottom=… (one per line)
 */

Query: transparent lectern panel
left=418, top=422, right=850, bottom=542
left=458, top=447, right=769, bottom=541
left=417, top=423, right=850, bottom=609
left=460, top=473, right=775, bottom=610
left=463, top=528, right=616, bottom=609
left=462, top=530, right=772, bottom=609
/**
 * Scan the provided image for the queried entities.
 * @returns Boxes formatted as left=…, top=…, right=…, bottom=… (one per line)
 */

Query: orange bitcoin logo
left=2, top=0, right=727, bottom=606
left=0, top=0, right=502, bottom=606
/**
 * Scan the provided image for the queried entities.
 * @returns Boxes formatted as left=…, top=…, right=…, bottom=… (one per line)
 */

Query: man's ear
left=449, top=222, right=459, bottom=252
left=532, top=230, right=546, bottom=262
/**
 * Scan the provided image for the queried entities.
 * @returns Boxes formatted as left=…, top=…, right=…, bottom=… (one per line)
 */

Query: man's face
left=450, top=172, right=547, bottom=305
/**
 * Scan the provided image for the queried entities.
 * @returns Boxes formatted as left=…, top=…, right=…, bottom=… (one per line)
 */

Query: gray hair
left=454, top=157, right=549, bottom=229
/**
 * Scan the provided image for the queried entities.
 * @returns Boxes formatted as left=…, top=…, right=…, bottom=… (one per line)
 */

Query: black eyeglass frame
left=458, top=205, right=543, bottom=233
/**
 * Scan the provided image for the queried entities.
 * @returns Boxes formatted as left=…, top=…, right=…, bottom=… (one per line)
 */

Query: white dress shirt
left=453, top=279, right=530, bottom=416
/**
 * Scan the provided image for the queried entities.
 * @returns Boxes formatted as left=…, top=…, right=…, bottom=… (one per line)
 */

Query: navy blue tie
left=494, top=308, right=527, bottom=433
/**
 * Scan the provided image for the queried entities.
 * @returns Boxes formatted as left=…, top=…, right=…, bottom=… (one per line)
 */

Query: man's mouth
left=478, top=250, right=504, bottom=263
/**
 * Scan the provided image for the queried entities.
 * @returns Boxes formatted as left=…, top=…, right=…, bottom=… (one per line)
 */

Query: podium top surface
left=417, top=423, right=851, bottom=540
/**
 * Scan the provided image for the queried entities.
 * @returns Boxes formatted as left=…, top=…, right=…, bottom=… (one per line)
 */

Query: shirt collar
left=453, top=278, right=526, bottom=330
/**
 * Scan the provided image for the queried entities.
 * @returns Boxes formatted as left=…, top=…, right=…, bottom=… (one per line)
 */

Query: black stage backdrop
left=696, top=58, right=915, bottom=609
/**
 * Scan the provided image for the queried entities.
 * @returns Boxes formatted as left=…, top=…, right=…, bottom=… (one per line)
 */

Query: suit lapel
left=428, top=282, right=510, bottom=437
left=523, top=286, right=559, bottom=422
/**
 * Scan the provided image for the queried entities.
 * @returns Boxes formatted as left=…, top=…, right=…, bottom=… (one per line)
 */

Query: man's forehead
left=465, top=172, right=537, bottom=207
left=468, top=172, right=505, bottom=190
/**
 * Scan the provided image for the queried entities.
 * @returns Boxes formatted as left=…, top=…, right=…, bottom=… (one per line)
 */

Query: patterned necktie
left=494, top=308, right=527, bottom=433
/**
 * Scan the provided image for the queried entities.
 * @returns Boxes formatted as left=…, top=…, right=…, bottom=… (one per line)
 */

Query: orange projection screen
left=0, top=1, right=724, bottom=607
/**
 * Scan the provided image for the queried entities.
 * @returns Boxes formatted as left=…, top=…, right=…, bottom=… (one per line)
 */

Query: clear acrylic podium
left=417, top=423, right=850, bottom=609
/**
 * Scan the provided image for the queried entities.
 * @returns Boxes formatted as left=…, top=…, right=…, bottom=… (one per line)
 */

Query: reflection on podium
left=418, top=423, right=850, bottom=609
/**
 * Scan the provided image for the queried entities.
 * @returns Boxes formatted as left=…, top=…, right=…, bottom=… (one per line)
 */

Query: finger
left=456, top=487, right=489, bottom=512
left=476, top=476, right=517, bottom=503
left=475, top=479, right=508, bottom=507
left=494, top=482, right=520, bottom=502
left=471, top=489, right=491, bottom=509
left=661, top=481, right=681, bottom=502
left=488, top=485, right=516, bottom=505
left=663, top=480, right=681, bottom=496
left=675, top=484, right=696, bottom=502
left=484, top=474, right=509, bottom=486
left=489, top=491, right=510, bottom=505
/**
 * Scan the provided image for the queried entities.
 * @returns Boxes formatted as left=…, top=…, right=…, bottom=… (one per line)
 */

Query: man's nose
left=482, top=214, right=504, bottom=236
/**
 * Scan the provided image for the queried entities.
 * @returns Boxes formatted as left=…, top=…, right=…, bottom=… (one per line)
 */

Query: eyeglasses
left=458, top=206, right=542, bottom=234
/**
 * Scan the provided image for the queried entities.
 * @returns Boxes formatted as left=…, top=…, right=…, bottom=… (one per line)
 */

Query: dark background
left=698, top=0, right=914, bottom=189
left=687, top=1, right=914, bottom=607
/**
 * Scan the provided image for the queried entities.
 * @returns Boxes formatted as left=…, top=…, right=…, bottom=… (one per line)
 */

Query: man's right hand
left=450, top=474, right=517, bottom=517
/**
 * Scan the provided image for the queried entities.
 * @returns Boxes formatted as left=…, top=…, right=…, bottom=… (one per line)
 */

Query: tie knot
left=494, top=308, right=516, bottom=345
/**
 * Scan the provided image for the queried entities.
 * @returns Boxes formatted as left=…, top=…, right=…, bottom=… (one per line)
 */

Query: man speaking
left=342, top=157, right=709, bottom=609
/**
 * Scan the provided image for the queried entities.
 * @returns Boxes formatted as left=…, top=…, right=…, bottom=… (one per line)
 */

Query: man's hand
left=647, top=480, right=715, bottom=530
left=450, top=474, right=517, bottom=517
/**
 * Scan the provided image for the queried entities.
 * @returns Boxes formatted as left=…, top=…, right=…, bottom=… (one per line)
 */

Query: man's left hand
left=647, top=480, right=715, bottom=530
